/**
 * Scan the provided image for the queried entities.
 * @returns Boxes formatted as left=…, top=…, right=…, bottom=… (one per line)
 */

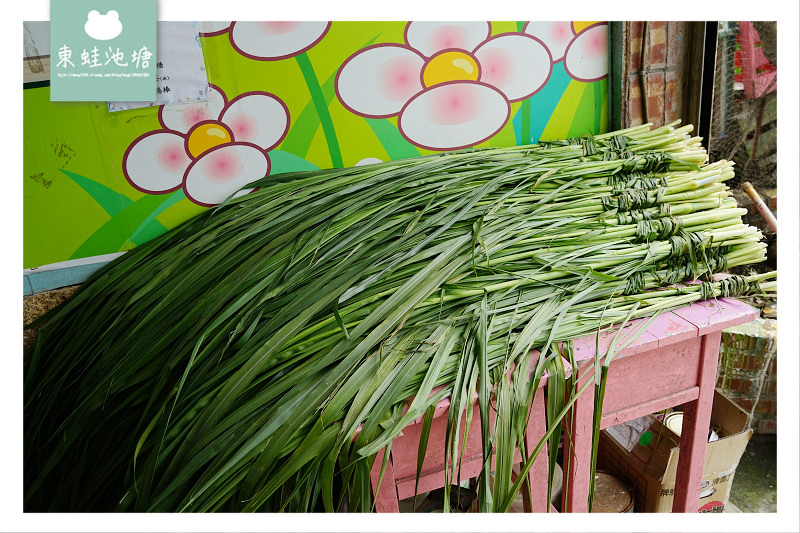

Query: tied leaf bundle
left=24, top=121, right=776, bottom=513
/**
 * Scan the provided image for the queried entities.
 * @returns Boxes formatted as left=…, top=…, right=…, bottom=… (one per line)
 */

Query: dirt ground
left=23, top=284, right=80, bottom=351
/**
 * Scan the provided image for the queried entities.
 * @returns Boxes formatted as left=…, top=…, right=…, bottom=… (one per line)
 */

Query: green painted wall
left=23, top=21, right=609, bottom=268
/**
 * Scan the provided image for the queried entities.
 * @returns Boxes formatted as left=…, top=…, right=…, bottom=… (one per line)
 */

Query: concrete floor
left=725, top=432, right=777, bottom=513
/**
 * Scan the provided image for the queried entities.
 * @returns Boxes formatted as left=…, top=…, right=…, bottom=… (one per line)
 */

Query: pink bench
left=367, top=297, right=757, bottom=513
left=369, top=351, right=559, bottom=512
left=561, top=297, right=758, bottom=512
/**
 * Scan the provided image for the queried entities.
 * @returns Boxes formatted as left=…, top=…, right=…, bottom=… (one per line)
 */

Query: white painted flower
left=523, top=21, right=574, bottom=62
left=525, top=21, right=609, bottom=81
left=198, top=21, right=234, bottom=37
left=355, top=157, right=383, bottom=166
left=563, top=22, right=609, bottom=82
left=200, top=21, right=331, bottom=60
left=123, top=84, right=289, bottom=207
left=336, top=22, right=553, bottom=151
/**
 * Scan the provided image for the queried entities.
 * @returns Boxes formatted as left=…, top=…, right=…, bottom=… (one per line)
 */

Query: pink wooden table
left=561, top=297, right=758, bottom=513
left=369, top=351, right=562, bottom=513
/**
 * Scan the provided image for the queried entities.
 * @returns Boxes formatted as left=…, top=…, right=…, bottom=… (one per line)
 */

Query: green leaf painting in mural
left=59, top=169, right=133, bottom=216
left=365, top=119, right=421, bottom=160
left=295, top=52, right=343, bottom=168
left=61, top=169, right=187, bottom=259
left=514, top=21, right=532, bottom=147
left=567, top=80, right=609, bottom=139
left=512, top=62, right=574, bottom=145
left=519, top=99, right=532, bottom=147
left=281, top=33, right=382, bottom=165
left=66, top=151, right=323, bottom=261
left=535, top=79, right=611, bottom=142
left=279, top=73, right=337, bottom=160
left=128, top=190, right=188, bottom=245
left=68, top=194, right=169, bottom=259
left=268, top=150, right=321, bottom=175
left=594, top=79, right=607, bottom=137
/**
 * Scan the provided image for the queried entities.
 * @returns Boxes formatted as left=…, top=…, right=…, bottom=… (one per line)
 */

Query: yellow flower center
left=573, top=21, right=602, bottom=33
left=422, top=51, right=479, bottom=88
left=187, top=122, right=232, bottom=158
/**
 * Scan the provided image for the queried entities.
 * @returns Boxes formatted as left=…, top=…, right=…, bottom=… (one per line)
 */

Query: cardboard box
left=598, top=390, right=753, bottom=513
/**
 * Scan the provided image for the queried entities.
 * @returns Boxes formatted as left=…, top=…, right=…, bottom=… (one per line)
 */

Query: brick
left=631, top=21, right=645, bottom=41
left=742, top=353, right=767, bottom=372
left=722, top=391, right=748, bottom=403
left=628, top=96, right=643, bottom=125
left=664, top=71, right=683, bottom=121
left=628, top=79, right=642, bottom=99
left=645, top=70, right=665, bottom=121
left=649, top=23, right=668, bottom=50
left=718, top=377, right=741, bottom=393
left=649, top=42, right=667, bottom=66
left=734, top=378, right=752, bottom=395
left=629, top=25, right=643, bottom=64
left=754, top=354, right=770, bottom=371
left=630, top=51, right=642, bottom=69
left=757, top=419, right=777, bottom=434
left=645, top=70, right=665, bottom=91
left=753, top=398, right=776, bottom=415
left=728, top=353, right=748, bottom=371
left=720, top=376, right=761, bottom=397
left=647, top=96, right=664, bottom=125
left=666, top=22, right=686, bottom=63
left=733, top=397, right=753, bottom=412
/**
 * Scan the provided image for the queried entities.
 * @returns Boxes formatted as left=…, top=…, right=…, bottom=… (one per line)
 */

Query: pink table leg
left=370, top=378, right=553, bottom=512
left=370, top=447, right=400, bottom=512
left=521, top=384, right=550, bottom=512
left=672, top=332, right=722, bottom=512
left=561, top=359, right=594, bottom=513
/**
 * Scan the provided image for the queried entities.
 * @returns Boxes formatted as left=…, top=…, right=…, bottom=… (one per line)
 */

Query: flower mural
left=525, top=21, right=609, bottom=81
left=335, top=22, right=553, bottom=151
left=123, top=84, right=290, bottom=207
left=25, top=21, right=610, bottom=269
left=200, top=21, right=331, bottom=60
left=200, top=20, right=342, bottom=167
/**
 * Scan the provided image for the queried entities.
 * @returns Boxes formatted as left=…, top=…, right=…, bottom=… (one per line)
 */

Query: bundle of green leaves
left=24, top=122, right=775, bottom=512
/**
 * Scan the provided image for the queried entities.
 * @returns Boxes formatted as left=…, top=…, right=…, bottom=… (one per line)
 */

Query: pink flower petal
left=405, top=22, right=491, bottom=57
left=199, top=21, right=233, bottom=37
left=229, top=21, right=330, bottom=60
left=524, top=21, right=574, bottom=62
left=336, top=44, right=425, bottom=118
left=123, top=131, right=189, bottom=194
left=160, top=85, right=226, bottom=134
left=398, top=82, right=509, bottom=151
left=220, top=92, right=289, bottom=151
left=183, top=143, right=269, bottom=206
left=564, top=23, right=609, bottom=82
left=474, top=33, right=552, bottom=101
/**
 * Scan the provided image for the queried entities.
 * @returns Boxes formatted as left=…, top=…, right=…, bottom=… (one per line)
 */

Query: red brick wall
left=716, top=320, right=777, bottom=433
left=616, top=23, right=778, bottom=434
left=621, top=22, right=690, bottom=128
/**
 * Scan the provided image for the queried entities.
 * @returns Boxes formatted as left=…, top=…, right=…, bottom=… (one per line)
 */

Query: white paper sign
left=108, top=21, right=210, bottom=112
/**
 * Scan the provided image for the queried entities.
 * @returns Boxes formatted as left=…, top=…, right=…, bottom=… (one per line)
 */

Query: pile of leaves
left=24, top=122, right=775, bottom=512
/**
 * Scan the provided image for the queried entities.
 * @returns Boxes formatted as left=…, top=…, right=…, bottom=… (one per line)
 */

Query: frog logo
left=84, top=10, right=123, bottom=41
